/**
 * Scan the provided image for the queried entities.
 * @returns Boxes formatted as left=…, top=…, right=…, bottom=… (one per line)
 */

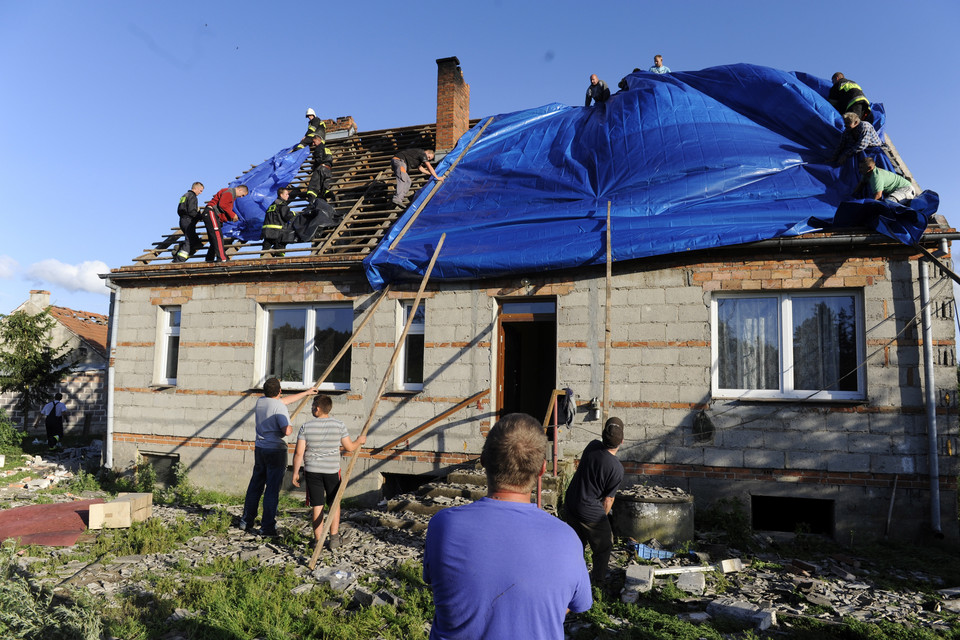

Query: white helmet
left=305, top=108, right=316, bottom=117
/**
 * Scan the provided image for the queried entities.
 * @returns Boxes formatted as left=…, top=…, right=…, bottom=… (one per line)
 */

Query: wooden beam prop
left=389, top=118, right=494, bottom=251
left=377, top=388, right=490, bottom=453
left=289, top=284, right=393, bottom=422
left=603, top=201, right=612, bottom=423
left=308, top=234, right=446, bottom=569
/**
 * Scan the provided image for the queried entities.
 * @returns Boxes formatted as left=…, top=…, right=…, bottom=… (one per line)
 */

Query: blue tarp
left=221, top=146, right=310, bottom=242
left=363, top=63, right=938, bottom=290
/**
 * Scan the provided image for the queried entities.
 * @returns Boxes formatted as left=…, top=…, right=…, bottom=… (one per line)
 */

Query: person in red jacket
left=203, top=185, right=248, bottom=262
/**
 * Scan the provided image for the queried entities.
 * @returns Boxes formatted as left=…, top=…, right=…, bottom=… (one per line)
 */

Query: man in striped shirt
left=291, top=395, right=365, bottom=549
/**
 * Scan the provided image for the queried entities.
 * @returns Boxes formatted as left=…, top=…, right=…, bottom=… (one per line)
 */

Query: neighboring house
left=0, top=289, right=109, bottom=434
left=104, top=58, right=958, bottom=542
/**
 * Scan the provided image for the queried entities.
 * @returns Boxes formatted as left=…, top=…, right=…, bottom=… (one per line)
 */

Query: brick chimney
left=436, top=56, right=470, bottom=153
left=323, top=116, right=358, bottom=141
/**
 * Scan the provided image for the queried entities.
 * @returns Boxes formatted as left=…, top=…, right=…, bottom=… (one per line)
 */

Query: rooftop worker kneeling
left=585, top=74, right=610, bottom=106
left=857, top=157, right=915, bottom=203
left=261, top=185, right=296, bottom=258
left=830, top=112, right=882, bottom=166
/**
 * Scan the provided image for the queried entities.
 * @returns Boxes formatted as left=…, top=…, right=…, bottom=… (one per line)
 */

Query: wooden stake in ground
left=308, top=234, right=446, bottom=570
left=603, top=200, right=612, bottom=424
left=289, top=285, right=392, bottom=422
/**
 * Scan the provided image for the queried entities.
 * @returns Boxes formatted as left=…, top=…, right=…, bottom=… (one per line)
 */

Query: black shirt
left=564, top=440, right=624, bottom=524
left=394, top=148, right=429, bottom=171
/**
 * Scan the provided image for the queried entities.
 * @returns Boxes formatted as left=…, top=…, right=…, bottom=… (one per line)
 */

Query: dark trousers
left=240, top=448, right=287, bottom=533
left=175, top=214, right=202, bottom=261
left=568, top=515, right=613, bottom=583
left=202, top=207, right=227, bottom=262
left=45, top=416, right=64, bottom=448
left=306, top=165, right=333, bottom=203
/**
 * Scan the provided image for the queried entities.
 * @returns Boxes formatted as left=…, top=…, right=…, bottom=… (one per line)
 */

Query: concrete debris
left=676, top=571, right=706, bottom=595
left=706, top=598, right=777, bottom=631
left=3, top=459, right=957, bottom=634
left=617, top=485, right=691, bottom=500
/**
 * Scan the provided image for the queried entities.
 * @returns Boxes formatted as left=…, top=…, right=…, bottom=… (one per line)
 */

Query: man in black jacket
left=305, top=135, right=334, bottom=204
left=172, top=182, right=205, bottom=263
left=261, top=186, right=296, bottom=257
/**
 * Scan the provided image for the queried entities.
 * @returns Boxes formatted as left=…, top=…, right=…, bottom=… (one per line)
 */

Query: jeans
left=567, top=515, right=614, bottom=584
left=240, top=448, right=287, bottom=532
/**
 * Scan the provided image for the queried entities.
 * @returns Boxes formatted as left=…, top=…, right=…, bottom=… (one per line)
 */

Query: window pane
left=313, top=307, right=353, bottom=384
left=404, top=334, right=424, bottom=384
left=405, top=302, right=425, bottom=326
left=792, top=296, right=858, bottom=392
left=168, top=309, right=181, bottom=328
left=501, top=301, right=555, bottom=315
left=269, top=309, right=306, bottom=383
left=165, top=335, right=179, bottom=380
left=717, top=298, right=779, bottom=390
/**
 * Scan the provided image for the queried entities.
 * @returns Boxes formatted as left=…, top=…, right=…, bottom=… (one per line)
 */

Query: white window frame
left=259, top=303, right=353, bottom=391
left=710, top=291, right=865, bottom=401
left=394, top=300, right=425, bottom=392
left=156, top=306, right=181, bottom=386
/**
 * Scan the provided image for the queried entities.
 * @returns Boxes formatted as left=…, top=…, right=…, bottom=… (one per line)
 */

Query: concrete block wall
left=109, top=244, right=958, bottom=540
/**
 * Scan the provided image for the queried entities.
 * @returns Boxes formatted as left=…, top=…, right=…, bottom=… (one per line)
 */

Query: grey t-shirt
left=297, top=417, right=349, bottom=474
left=255, top=396, right=290, bottom=451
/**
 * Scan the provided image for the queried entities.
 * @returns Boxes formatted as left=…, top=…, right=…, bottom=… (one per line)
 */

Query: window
left=395, top=301, right=425, bottom=391
left=159, top=307, right=181, bottom=385
left=264, top=304, right=352, bottom=389
left=711, top=292, right=863, bottom=400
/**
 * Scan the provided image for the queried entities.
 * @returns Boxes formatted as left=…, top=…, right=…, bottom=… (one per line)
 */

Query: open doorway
left=497, top=299, right=556, bottom=420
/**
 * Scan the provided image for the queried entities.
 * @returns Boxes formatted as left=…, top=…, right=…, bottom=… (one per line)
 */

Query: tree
left=0, top=310, right=71, bottom=428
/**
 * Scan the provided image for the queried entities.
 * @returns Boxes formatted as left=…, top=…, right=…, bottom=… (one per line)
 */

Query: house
left=103, top=58, right=958, bottom=542
left=0, top=290, right=109, bottom=434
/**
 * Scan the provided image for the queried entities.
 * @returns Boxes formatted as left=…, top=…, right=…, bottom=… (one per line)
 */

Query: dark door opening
left=497, top=299, right=556, bottom=420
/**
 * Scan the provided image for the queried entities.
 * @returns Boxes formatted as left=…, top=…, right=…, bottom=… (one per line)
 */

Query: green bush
left=0, top=408, right=25, bottom=454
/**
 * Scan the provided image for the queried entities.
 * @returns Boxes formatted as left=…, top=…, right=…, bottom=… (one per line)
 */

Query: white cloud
left=27, top=259, right=110, bottom=295
left=0, top=255, right=18, bottom=279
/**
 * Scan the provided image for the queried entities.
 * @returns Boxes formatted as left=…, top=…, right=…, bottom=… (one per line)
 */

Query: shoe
left=236, top=520, right=253, bottom=533
left=328, top=533, right=341, bottom=550
left=260, top=527, right=279, bottom=538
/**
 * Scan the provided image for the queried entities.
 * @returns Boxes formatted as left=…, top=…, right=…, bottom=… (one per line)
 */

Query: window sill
left=385, top=389, right=423, bottom=397
left=149, top=384, right=177, bottom=392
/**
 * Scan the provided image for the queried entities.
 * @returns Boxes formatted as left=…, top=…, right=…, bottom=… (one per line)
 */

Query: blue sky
left=1, top=0, right=958, bottom=316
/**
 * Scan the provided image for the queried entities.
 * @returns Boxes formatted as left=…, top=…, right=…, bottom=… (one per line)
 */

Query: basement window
left=394, top=301, right=425, bottom=391
left=751, top=495, right=834, bottom=535
left=711, top=291, right=864, bottom=401
left=262, top=304, right=352, bottom=390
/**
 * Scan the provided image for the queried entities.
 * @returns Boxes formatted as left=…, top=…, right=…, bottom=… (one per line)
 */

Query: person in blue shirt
left=424, top=413, right=592, bottom=639
left=649, top=54, right=671, bottom=74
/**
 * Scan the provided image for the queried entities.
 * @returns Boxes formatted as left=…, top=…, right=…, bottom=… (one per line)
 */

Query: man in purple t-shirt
left=424, top=413, right=592, bottom=639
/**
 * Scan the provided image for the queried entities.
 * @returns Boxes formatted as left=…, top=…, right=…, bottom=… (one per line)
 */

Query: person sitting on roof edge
left=649, top=54, right=670, bottom=74
left=856, top=158, right=915, bottom=203
left=829, top=72, right=872, bottom=123
left=831, top=112, right=882, bottom=166
left=202, top=185, right=248, bottom=262
left=294, top=108, right=325, bottom=151
left=173, top=181, right=205, bottom=263
left=585, top=74, right=611, bottom=107
left=261, top=185, right=296, bottom=258
left=391, top=148, right=443, bottom=207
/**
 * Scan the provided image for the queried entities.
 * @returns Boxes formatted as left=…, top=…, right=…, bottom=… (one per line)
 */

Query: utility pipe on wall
left=919, top=259, right=942, bottom=534
left=103, top=277, right=120, bottom=469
